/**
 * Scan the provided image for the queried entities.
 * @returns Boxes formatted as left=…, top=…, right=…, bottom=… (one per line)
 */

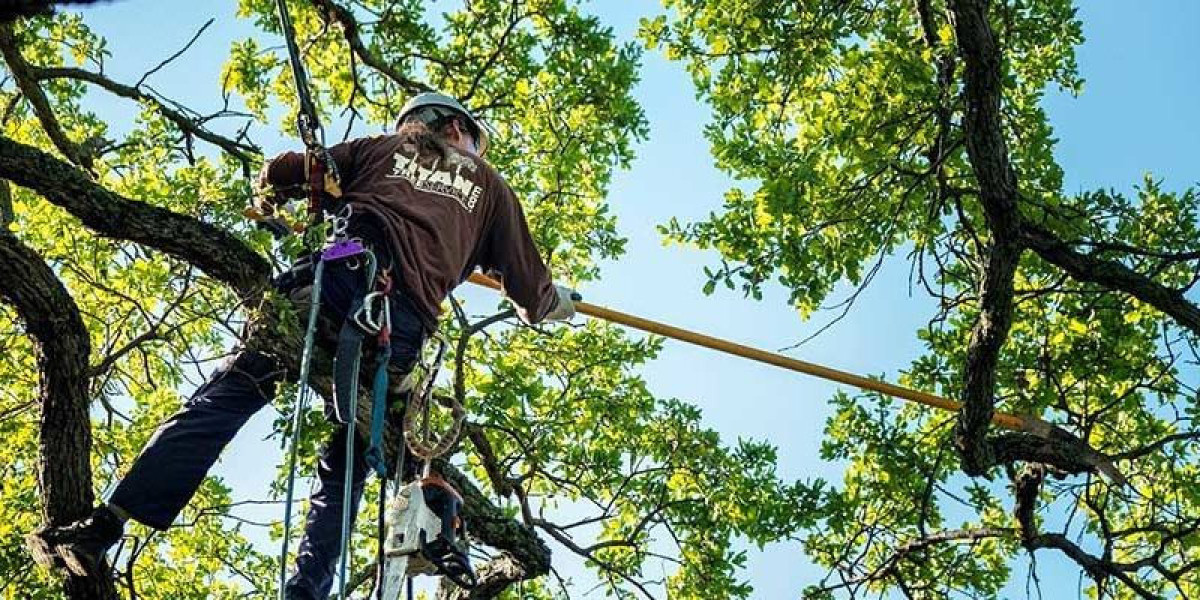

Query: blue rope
left=278, top=257, right=325, bottom=600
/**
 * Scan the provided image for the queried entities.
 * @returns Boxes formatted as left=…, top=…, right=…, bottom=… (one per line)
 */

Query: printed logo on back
left=387, top=146, right=482, bottom=212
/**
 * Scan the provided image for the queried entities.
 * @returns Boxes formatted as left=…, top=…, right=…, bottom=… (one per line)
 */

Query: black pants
left=109, top=256, right=427, bottom=599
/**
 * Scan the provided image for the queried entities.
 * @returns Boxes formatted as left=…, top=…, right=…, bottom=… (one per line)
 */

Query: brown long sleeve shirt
left=266, top=134, right=558, bottom=327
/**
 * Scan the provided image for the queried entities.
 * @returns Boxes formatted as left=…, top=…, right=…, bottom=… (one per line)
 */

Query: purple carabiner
left=322, top=239, right=365, bottom=261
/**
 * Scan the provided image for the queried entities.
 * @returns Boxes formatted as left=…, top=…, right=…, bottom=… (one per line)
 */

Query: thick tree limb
left=989, top=430, right=1125, bottom=485
left=945, top=0, right=1194, bottom=482
left=436, top=552, right=530, bottom=600
left=946, top=0, right=1025, bottom=476
left=0, top=134, right=270, bottom=298
left=0, top=174, right=12, bottom=223
left=0, top=230, right=117, bottom=599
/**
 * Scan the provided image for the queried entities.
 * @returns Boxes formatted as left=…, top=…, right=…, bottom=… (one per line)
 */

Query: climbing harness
left=277, top=210, right=369, bottom=600
left=275, top=200, right=423, bottom=599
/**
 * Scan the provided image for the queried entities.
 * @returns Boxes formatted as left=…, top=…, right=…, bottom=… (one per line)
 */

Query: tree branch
left=1013, top=467, right=1160, bottom=599
left=309, top=0, right=432, bottom=96
left=814, top=527, right=1017, bottom=595
left=0, top=230, right=118, bottom=598
left=32, top=65, right=260, bottom=164
left=0, top=23, right=93, bottom=169
left=135, top=17, right=213, bottom=88
left=0, top=134, right=270, bottom=298
left=1110, top=431, right=1200, bottom=462
left=947, top=0, right=1025, bottom=476
left=1020, top=222, right=1200, bottom=336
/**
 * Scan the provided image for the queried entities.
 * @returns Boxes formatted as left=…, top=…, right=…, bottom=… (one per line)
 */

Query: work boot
left=25, top=505, right=123, bottom=577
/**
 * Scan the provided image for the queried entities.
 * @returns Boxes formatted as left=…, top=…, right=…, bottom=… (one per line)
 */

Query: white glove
left=542, top=284, right=578, bottom=322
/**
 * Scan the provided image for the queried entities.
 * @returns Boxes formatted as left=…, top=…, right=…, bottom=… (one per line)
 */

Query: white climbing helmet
left=397, top=92, right=490, bottom=156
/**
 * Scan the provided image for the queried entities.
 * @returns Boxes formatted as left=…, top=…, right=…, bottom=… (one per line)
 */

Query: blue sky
left=72, top=1, right=1200, bottom=598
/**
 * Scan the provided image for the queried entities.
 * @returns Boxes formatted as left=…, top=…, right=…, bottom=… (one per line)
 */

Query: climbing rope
left=277, top=258, right=324, bottom=600
left=259, top=0, right=341, bottom=230
left=268, top=0, right=347, bottom=596
left=275, top=0, right=315, bottom=145
left=402, top=336, right=466, bottom=465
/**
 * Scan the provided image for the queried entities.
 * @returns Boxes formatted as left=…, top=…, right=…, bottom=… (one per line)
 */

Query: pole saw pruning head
left=383, top=475, right=477, bottom=590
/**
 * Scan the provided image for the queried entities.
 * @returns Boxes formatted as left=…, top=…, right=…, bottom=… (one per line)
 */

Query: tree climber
left=26, top=92, right=578, bottom=600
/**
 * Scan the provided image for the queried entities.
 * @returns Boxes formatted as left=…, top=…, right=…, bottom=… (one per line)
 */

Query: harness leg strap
left=331, top=309, right=366, bottom=425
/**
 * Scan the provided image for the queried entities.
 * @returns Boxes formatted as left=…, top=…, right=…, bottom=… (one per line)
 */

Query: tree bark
left=435, top=552, right=531, bottom=600
left=1020, top=222, right=1200, bottom=335
left=946, top=0, right=1025, bottom=476
left=0, top=231, right=118, bottom=599
left=0, top=135, right=270, bottom=299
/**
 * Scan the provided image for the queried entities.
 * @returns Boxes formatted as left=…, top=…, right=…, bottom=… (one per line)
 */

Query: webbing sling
left=332, top=250, right=377, bottom=425
left=365, top=341, right=392, bottom=476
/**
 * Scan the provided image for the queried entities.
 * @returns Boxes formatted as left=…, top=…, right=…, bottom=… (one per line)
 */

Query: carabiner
left=352, top=290, right=388, bottom=334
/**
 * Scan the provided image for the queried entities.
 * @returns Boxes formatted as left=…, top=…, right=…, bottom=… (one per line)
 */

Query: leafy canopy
left=649, top=0, right=1200, bottom=597
left=0, top=2, right=814, bottom=598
